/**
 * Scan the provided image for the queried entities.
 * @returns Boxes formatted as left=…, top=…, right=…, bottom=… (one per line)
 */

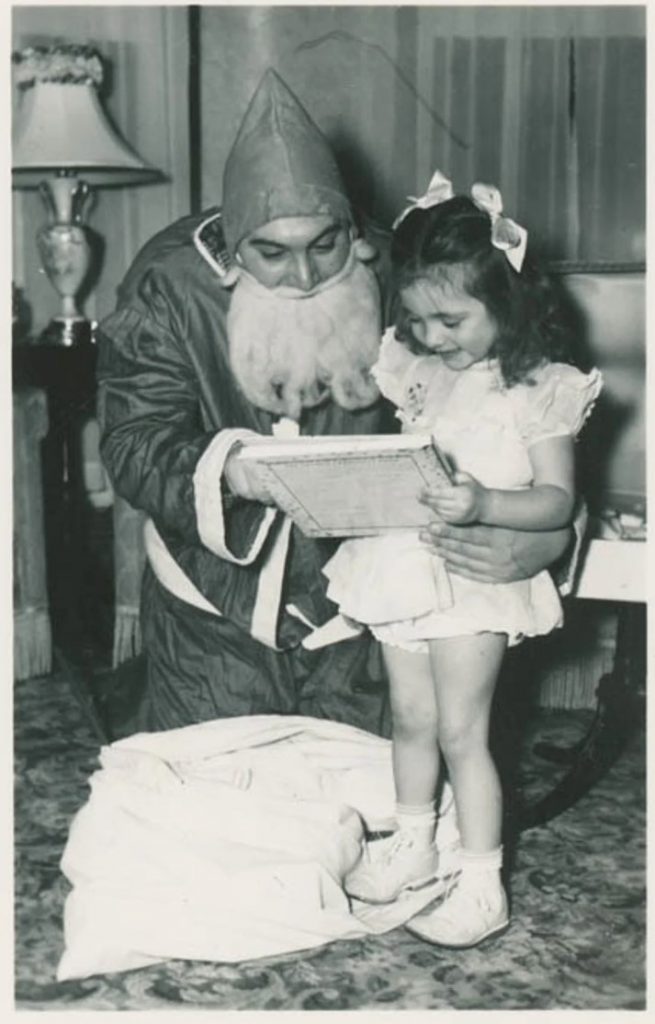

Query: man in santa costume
left=97, top=70, right=572, bottom=736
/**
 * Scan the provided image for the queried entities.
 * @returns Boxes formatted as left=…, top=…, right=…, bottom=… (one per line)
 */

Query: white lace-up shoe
left=344, top=830, right=441, bottom=904
left=406, top=874, right=509, bottom=948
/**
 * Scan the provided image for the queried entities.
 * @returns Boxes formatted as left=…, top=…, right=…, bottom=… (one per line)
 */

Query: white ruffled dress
left=322, top=329, right=603, bottom=652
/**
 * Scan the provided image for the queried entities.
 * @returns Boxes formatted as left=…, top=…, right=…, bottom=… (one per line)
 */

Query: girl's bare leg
left=344, top=643, right=441, bottom=903
left=383, top=643, right=440, bottom=806
left=429, top=632, right=507, bottom=851
left=406, top=632, right=511, bottom=947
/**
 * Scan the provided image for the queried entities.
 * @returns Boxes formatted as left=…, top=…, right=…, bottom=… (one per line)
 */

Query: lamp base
left=39, top=317, right=95, bottom=348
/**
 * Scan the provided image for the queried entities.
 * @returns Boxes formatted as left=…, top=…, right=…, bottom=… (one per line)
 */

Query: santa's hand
left=223, top=449, right=275, bottom=505
left=419, top=522, right=571, bottom=584
left=422, top=472, right=487, bottom=525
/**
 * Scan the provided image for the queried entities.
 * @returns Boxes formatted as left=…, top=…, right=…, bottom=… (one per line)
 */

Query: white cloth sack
left=57, top=714, right=460, bottom=980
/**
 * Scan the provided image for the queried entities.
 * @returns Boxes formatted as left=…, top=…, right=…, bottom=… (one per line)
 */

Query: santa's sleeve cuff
left=193, top=428, right=276, bottom=563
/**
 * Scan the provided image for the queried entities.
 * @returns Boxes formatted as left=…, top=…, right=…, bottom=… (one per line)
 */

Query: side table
left=12, top=340, right=112, bottom=657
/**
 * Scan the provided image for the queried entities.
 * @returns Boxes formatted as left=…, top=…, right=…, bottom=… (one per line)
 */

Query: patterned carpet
left=14, top=665, right=646, bottom=1011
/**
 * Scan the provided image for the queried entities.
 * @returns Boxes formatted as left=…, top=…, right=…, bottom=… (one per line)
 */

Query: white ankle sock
left=395, top=802, right=437, bottom=847
left=458, top=846, right=504, bottom=888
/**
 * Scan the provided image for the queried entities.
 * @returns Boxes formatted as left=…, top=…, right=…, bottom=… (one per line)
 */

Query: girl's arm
left=425, top=435, right=576, bottom=531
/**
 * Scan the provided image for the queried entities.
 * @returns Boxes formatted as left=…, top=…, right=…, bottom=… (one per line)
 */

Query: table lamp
left=12, top=45, right=161, bottom=346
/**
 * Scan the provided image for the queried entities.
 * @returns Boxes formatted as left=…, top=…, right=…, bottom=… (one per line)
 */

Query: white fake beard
left=227, top=251, right=382, bottom=420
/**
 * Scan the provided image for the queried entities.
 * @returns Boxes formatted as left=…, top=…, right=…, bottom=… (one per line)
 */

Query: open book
left=233, top=433, right=453, bottom=537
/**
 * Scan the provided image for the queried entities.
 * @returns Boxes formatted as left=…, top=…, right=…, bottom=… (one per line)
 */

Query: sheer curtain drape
left=200, top=6, right=645, bottom=264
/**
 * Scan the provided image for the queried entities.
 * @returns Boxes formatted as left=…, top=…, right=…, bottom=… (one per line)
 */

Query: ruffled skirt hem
left=323, top=533, right=563, bottom=653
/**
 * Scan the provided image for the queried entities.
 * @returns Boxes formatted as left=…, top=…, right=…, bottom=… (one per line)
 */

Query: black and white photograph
left=9, top=1, right=647, bottom=1013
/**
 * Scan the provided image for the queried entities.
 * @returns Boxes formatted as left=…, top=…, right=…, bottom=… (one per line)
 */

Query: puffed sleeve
left=509, top=362, right=603, bottom=447
left=370, top=327, right=422, bottom=408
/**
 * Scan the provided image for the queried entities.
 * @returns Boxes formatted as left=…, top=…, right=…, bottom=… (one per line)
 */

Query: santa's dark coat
left=97, top=209, right=395, bottom=736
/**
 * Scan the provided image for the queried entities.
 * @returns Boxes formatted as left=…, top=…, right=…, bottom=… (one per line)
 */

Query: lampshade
left=12, top=81, right=160, bottom=188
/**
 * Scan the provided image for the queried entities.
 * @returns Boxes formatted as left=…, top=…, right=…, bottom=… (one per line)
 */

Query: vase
left=36, top=176, right=93, bottom=346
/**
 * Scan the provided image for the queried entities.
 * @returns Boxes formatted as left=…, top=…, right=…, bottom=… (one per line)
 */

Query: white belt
left=144, top=516, right=293, bottom=650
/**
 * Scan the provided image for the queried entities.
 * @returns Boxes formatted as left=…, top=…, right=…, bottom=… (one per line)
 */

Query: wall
left=11, top=5, right=191, bottom=335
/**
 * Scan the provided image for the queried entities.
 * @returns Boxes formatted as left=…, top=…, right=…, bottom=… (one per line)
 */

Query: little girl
left=322, top=171, right=602, bottom=948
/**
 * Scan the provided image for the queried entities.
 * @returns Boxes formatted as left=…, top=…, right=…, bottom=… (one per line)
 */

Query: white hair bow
left=470, top=182, right=528, bottom=273
left=392, top=170, right=454, bottom=229
left=393, top=170, right=528, bottom=273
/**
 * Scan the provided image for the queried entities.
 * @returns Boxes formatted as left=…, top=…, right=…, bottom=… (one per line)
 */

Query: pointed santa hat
left=221, top=68, right=353, bottom=254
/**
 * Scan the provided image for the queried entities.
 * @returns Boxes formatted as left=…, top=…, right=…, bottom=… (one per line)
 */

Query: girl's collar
left=472, top=356, right=500, bottom=370
left=424, top=352, right=499, bottom=372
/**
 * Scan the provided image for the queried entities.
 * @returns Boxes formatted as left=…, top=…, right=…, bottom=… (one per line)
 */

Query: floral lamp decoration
left=12, top=44, right=161, bottom=346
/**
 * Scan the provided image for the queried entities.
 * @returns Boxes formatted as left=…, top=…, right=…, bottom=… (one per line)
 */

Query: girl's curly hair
left=390, top=196, right=577, bottom=388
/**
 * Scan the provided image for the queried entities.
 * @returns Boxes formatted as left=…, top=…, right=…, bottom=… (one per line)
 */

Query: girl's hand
left=422, top=472, right=488, bottom=524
